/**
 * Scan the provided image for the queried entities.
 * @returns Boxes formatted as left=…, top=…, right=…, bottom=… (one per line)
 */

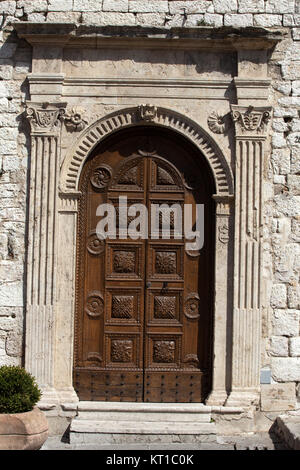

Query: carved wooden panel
left=106, top=244, right=143, bottom=279
left=106, top=334, right=139, bottom=368
left=148, top=244, right=184, bottom=280
left=105, top=288, right=141, bottom=324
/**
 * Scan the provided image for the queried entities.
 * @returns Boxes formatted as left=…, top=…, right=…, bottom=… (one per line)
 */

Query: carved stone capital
left=231, top=105, right=272, bottom=138
left=26, top=101, right=67, bottom=134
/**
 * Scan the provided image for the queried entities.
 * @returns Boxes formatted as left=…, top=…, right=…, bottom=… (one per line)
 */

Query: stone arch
left=60, top=106, right=234, bottom=196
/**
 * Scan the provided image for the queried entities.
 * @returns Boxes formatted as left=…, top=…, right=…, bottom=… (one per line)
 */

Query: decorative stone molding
left=64, top=106, right=88, bottom=132
left=207, top=111, right=226, bottom=134
left=60, top=106, right=234, bottom=197
left=26, top=101, right=66, bottom=134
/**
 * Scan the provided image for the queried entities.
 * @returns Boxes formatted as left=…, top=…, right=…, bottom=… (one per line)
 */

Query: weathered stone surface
left=261, top=383, right=296, bottom=411
left=271, top=148, right=291, bottom=174
left=272, top=357, right=300, bottom=381
left=82, top=11, right=136, bottom=25
left=129, top=1, right=168, bottom=13
left=102, top=0, right=128, bottom=12
left=73, top=0, right=104, bottom=11
left=169, top=1, right=211, bottom=14
left=270, top=284, right=287, bottom=308
left=238, top=0, right=265, bottom=13
left=48, top=0, right=73, bottom=11
left=265, top=0, right=296, bottom=14
left=290, top=337, right=300, bottom=356
left=224, top=13, right=253, bottom=26
left=213, top=0, right=237, bottom=13
left=272, top=309, right=299, bottom=336
left=270, top=336, right=289, bottom=356
left=254, top=14, right=282, bottom=27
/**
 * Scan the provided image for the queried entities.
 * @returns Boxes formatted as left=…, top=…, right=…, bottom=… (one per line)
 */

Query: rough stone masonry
left=0, top=0, right=299, bottom=429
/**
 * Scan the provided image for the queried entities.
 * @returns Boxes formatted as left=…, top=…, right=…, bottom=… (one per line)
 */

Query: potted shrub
left=0, top=366, right=48, bottom=450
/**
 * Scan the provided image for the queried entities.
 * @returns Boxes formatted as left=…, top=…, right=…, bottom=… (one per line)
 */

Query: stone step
left=70, top=420, right=217, bottom=445
left=69, top=402, right=216, bottom=445
left=75, top=401, right=212, bottom=423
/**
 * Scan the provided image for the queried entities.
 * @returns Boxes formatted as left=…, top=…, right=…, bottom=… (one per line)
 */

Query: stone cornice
left=13, top=23, right=285, bottom=50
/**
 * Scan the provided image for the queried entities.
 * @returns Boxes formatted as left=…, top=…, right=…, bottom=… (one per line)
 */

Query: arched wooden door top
left=60, top=106, right=233, bottom=197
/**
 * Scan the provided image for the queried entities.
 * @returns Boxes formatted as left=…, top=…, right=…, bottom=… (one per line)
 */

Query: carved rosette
left=138, top=104, right=157, bottom=122
left=111, top=340, right=133, bottom=362
left=26, top=102, right=66, bottom=134
left=231, top=105, right=272, bottom=137
left=90, top=165, right=112, bottom=190
left=64, top=106, right=88, bottom=132
left=153, top=340, right=175, bottom=363
left=155, top=252, right=176, bottom=274
left=85, top=291, right=104, bottom=318
left=113, top=251, right=135, bottom=273
left=184, top=293, right=200, bottom=320
left=207, top=111, right=226, bottom=134
left=87, top=230, right=105, bottom=255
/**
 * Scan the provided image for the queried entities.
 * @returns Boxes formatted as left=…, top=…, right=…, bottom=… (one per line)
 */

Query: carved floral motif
left=184, top=293, right=200, bottom=320
left=155, top=252, right=176, bottom=274
left=153, top=340, right=175, bottom=363
left=111, top=340, right=133, bottom=362
left=87, top=231, right=105, bottom=255
left=90, top=165, right=112, bottom=190
left=64, top=106, right=88, bottom=132
left=113, top=251, right=135, bottom=273
left=85, top=291, right=104, bottom=318
left=207, top=111, right=226, bottom=134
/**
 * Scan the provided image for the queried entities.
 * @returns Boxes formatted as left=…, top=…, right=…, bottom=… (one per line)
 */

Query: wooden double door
left=74, top=127, right=214, bottom=402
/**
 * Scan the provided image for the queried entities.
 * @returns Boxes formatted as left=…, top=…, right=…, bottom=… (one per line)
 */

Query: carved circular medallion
left=87, top=231, right=105, bottom=255
left=85, top=291, right=104, bottom=318
left=184, top=293, right=200, bottom=320
left=90, top=164, right=112, bottom=190
left=207, top=111, right=225, bottom=134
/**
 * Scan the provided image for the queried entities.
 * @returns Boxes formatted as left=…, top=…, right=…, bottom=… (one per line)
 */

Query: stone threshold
left=61, top=401, right=244, bottom=415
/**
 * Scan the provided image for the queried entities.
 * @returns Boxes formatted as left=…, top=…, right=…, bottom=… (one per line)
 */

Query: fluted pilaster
left=25, top=102, right=66, bottom=399
left=227, top=105, right=272, bottom=406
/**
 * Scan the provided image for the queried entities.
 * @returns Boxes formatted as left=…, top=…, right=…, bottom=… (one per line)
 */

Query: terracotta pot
left=0, top=406, right=48, bottom=450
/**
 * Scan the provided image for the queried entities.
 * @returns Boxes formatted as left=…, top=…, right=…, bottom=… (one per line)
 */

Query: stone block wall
left=0, top=0, right=299, bottom=408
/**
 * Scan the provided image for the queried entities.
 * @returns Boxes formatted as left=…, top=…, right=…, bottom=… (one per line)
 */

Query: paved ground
left=40, top=432, right=288, bottom=450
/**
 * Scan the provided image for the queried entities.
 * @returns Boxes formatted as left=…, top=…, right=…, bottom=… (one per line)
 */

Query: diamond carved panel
left=154, top=296, right=176, bottom=319
left=112, top=295, right=134, bottom=319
